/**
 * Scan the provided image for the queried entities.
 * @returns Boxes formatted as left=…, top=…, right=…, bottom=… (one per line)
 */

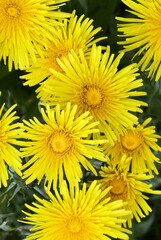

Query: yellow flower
left=21, top=103, right=107, bottom=191
left=104, top=118, right=161, bottom=174
left=0, top=103, right=22, bottom=187
left=22, top=10, right=106, bottom=101
left=117, top=0, right=161, bottom=81
left=97, top=157, right=161, bottom=228
left=20, top=181, right=131, bottom=240
left=0, top=0, right=69, bottom=71
left=46, top=45, right=147, bottom=144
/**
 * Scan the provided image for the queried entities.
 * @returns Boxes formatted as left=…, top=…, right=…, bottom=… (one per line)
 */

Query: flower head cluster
left=45, top=45, right=147, bottom=144
left=0, top=103, right=22, bottom=187
left=1, top=0, right=161, bottom=238
left=21, top=181, right=131, bottom=240
left=22, top=10, right=106, bottom=101
left=21, top=103, right=107, bottom=191
left=0, top=0, right=69, bottom=71
left=117, top=0, right=161, bottom=81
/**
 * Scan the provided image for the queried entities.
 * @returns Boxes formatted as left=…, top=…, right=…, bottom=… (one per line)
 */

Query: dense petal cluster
left=0, top=0, right=69, bottom=71
left=104, top=118, right=161, bottom=174
left=0, top=103, right=22, bottom=187
left=21, top=181, right=131, bottom=240
left=22, top=10, right=106, bottom=101
left=117, top=0, right=161, bottom=81
left=97, top=157, right=161, bottom=227
left=45, top=45, right=147, bottom=144
left=1, top=0, right=161, bottom=238
left=21, top=103, right=107, bottom=191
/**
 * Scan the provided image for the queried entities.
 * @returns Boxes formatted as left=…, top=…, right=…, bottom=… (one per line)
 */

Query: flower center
left=45, top=44, right=72, bottom=73
left=6, top=5, right=20, bottom=18
left=110, top=178, right=126, bottom=195
left=121, top=131, right=141, bottom=151
left=82, top=85, right=103, bottom=108
left=50, top=131, right=72, bottom=153
left=68, top=217, right=81, bottom=233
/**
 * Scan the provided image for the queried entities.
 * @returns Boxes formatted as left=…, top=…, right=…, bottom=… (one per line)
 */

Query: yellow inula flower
left=98, top=157, right=161, bottom=228
left=21, top=103, right=107, bottom=191
left=46, top=45, right=147, bottom=144
left=105, top=118, right=161, bottom=175
left=0, top=103, right=22, bottom=187
left=105, top=118, right=161, bottom=174
left=117, top=0, right=161, bottom=81
left=22, top=10, right=106, bottom=101
left=0, top=0, right=69, bottom=71
left=21, top=181, right=131, bottom=240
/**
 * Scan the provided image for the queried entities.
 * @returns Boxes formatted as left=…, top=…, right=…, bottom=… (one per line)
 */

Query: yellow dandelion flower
left=0, top=103, right=22, bottom=187
left=21, top=102, right=107, bottom=191
left=0, top=0, right=69, bottom=71
left=20, top=181, right=131, bottom=240
left=105, top=118, right=161, bottom=175
left=22, top=10, right=106, bottom=101
left=98, top=157, right=161, bottom=228
left=46, top=45, right=147, bottom=144
left=117, top=0, right=161, bottom=81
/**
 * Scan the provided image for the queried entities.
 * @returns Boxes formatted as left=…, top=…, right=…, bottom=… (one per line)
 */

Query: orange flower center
left=68, top=217, right=81, bottom=233
left=110, top=178, right=126, bottom=195
left=82, top=85, right=104, bottom=108
left=121, top=131, right=141, bottom=151
left=50, top=131, right=72, bottom=154
left=44, top=44, right=74, bottom=73
left=6, top=5, right=20, bottom=18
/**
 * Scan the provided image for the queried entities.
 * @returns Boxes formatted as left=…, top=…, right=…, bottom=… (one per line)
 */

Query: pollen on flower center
left=110, top=178, right=126, bottom=195
left=68, top=217, right=81, bottom=233
left=121, top=131, right=141, bottom=151
left=6, top=5, right=20, bottom=18
left=82, top=85, right=103, bottom=108
left=50, top=131, right=72, bottom=153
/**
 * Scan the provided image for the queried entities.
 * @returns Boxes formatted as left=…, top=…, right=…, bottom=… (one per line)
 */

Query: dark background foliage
left=0, top=0, right=161, bottom=239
